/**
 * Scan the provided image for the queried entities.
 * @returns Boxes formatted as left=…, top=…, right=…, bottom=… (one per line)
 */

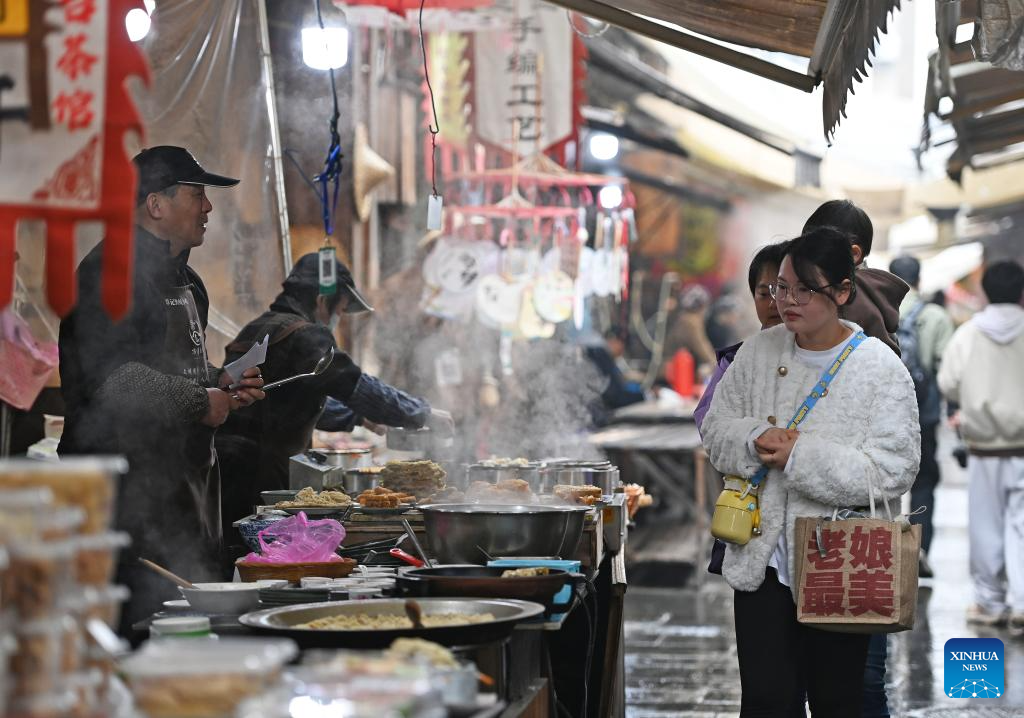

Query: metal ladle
left=262, top=347, right=334, bottom=391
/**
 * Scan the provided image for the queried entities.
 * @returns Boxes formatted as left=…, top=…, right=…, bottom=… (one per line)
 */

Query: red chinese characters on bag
left=0, top=0, right=150, bottom=319
left=799, top=525, right=896, bottom=619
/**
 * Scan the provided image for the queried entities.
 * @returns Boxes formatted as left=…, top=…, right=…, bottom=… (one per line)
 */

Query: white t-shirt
left=768, top=334, right=851, bottom=587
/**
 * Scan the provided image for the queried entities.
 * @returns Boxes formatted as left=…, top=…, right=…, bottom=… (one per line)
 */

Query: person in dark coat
left=58, top=146, right=266, bottom=636
left=215, top=254, right=449, bottom=547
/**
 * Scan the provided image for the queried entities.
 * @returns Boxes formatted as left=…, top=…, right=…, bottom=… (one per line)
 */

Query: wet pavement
left=624, top=429, right=1024, bottom=716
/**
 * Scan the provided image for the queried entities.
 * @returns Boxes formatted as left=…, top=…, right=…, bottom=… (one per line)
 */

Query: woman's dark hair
left=783, top=228, right=856, bottom=307
left=981, top=260, right=1024, bottom=304
left=746, top=241, right=790, bottom=296
left=802, top=199, right=873, bottom=256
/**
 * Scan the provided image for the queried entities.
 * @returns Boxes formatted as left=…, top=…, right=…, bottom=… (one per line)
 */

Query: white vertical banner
left=0, top=0, right=109, bottom=209
left=473, top=0, right=573, bottom=154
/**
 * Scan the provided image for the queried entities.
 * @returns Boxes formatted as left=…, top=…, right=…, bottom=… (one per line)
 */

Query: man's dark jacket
left=59, top=228, right=223, bottom=629
left=215, top=292, right=430, bottom=538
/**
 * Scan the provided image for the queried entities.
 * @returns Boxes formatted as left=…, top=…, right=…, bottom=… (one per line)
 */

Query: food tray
left=239, top=597, right=544, bottom=649
left=354, top=504, right=416, bottom=516
left=236, top=558, right=357, bottom=584
left=279, top=505, right=353, bottom=518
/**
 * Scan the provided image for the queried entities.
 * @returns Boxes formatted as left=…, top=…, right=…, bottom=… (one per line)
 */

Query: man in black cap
left=215, top=253, right=449, bottom=546
left=59, top=146, right=266, bottom=636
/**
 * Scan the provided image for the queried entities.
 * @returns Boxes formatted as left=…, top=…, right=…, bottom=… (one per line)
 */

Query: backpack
left=896, top=301, right=941, bottom=425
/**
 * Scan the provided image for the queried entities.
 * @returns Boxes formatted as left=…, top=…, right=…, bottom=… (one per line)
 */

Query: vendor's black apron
left=161, top=284, right=221, bottom=546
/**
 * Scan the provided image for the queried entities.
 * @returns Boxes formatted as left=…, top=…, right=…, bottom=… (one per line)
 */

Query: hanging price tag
left=427, top=194, right=444, bottom=231
left=318, top=245, right=337, bottom=296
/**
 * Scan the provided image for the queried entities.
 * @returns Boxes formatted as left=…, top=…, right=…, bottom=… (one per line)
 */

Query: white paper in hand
left=223, top=333, right=269, bottom=381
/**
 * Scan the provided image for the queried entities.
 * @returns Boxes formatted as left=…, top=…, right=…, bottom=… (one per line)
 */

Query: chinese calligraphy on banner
left=472, top=0, right=578, bottom=157
left=794, top=517, right=921, bottom=632
left=0, top=0, right=149, bottom=318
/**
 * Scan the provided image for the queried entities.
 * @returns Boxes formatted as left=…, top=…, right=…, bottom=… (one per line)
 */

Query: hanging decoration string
left=314, top=0, right=344, bottom=240
left=418, top=0, right=440, bottom=197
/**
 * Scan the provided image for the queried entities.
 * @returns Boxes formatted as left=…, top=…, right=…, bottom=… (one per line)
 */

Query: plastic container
left=63, top=668, right=104, bottom=718
left=0, top=457, right=124, bottom=534
left=119, top=637, right=298, bottom=718
left=150, top=616, right=216, bottom=641
left=6, top=689, right=78, bottom=718
left=74, top=531, right=130, bottom=586
left=7, top=539, right=75, bottom=619
left=11, top=617, right=66, bottom=697
left=79, top=584, right=131, bottom=629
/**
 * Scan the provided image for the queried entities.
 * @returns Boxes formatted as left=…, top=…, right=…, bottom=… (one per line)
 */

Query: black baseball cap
left=133, top=146, right=239, bottom=204
left=284, top=253, right=374, bottom=314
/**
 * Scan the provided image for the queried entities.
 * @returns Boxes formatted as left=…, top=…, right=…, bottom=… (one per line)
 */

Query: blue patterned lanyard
left=749, top=331, right=866, bottom=488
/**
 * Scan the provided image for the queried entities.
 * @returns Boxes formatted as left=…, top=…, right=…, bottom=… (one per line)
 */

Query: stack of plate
left=258, top=586, right=346, bottom=608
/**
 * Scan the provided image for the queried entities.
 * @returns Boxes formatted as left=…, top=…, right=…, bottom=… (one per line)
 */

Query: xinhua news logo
left=945, top=638, right=1004, bottom=698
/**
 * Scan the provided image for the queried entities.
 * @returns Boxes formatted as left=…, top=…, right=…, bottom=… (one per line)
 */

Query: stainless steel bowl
left=335, top=467, right=383, bottom=495
left=306, top=448, right=371, bottom=470
left=540, top=461, right=620, bottom=494
left=465, top=462, right=546, bottom=491
left=417, top=503, right=590, bottom=564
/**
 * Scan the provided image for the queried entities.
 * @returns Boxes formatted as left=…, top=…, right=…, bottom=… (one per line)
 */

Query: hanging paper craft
left=476, top=274, right=523, bottom=328
left=0, top=0, right=149, bottom=318
left=533, top=270, right=574, bottom=324
left=423, top=237, right=496, bottom=295
left=517, top=286, right=555, bottom=339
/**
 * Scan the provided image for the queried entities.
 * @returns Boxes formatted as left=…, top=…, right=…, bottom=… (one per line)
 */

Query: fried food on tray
left=356, top=487, right=414, bottom=507
left=501, top=567, right=551, bottom=578
left=380, top=460, right=447, bottom=499
left=296, top=612, right=494, bottom=630
left=277, top=487, right=352, bottom=508
left=553, top=484, right=602, bottom=506
left=386, top=638, right=459, bottom=669
left=495, top=478, right=531, bottom=494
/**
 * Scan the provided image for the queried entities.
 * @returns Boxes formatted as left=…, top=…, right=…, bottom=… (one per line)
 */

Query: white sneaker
left=966, top=604, right=1008, bottom=627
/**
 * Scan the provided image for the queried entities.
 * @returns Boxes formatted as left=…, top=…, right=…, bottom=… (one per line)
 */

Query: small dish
left=161, top=599, right=191, bottom=612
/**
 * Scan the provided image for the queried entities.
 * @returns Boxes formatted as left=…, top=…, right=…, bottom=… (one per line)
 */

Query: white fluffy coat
left=702, top=321, right=921, bottom=598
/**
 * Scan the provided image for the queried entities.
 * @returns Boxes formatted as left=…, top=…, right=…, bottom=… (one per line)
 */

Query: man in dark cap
left=215, top=252, right=449, bottom=547
left=59, top=146, right=266, bottom=636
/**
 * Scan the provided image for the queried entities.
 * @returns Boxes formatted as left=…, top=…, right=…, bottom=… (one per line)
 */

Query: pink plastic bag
left=0, top=310, right=58, bottom=410
left=243, top=512, right=346, bottom=564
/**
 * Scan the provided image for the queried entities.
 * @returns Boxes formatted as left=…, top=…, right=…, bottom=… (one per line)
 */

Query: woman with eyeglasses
left=702, top=228, right=920, bottom=717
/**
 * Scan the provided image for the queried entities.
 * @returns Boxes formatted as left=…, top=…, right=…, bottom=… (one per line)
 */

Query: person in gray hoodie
left=939, top=260, right=1024, bottom=628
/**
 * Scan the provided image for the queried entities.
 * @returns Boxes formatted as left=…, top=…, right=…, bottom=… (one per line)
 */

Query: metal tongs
left=262, top=347, right=334, bottom=391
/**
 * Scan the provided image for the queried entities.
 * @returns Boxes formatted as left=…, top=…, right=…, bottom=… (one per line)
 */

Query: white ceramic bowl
left=179, top=582, right=261, bottom=615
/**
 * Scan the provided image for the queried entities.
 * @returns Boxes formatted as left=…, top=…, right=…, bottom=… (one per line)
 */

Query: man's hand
left=202, top=388, right=233, bottom=427
left=755, top=428, right=799, bottom=470
left=361, top=419, right=386, bottom=436
left=219, top=366, right=265, bottom=407
left=948, top=411, right=962, bottom=430
left=425, top=408, right=455, bottom=435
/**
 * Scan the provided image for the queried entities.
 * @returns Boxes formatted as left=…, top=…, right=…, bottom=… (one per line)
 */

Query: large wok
left=239, top=597, right=544, bottom=649
left=396, top=565, right=576, bottom=611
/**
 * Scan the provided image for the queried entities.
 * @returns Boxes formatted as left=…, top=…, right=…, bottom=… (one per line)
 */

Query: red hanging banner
left=0, top=0, right=150, bottom=319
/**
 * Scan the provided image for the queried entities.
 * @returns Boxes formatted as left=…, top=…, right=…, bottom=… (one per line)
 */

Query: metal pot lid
left=467, top=461, right=546, bottom=470
left=310, top=448, right=371, bottom=456
left=544, top=459, right=613, bottom=469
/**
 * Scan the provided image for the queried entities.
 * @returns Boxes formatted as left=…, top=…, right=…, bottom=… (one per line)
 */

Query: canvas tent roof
left=541, top=0, right=902, bottom=139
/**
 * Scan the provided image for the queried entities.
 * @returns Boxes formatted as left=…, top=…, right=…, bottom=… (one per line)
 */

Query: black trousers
left=910, top=422, right=940, bottom=554
left=734, top=569, right=870, bottom=717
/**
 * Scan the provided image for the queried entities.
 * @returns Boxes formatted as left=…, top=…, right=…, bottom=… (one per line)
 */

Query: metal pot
left=465, top=462, right=546, bottom=491
left=540, top=460, right=621, bottom=494
left=306, top=448, right=371, bottom=470
left=335, top=467, right=383, bottom=495
left=417, top=503, right=590, bottom=564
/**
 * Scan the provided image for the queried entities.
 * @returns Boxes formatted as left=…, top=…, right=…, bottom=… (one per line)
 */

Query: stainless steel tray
left=239, top=597, right=544, bottom=648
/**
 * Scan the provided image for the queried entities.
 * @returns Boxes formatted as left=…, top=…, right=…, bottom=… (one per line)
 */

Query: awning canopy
left=921, top=0, right=1024, bottom=181
left=541, top=0, right=902, bottom=140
